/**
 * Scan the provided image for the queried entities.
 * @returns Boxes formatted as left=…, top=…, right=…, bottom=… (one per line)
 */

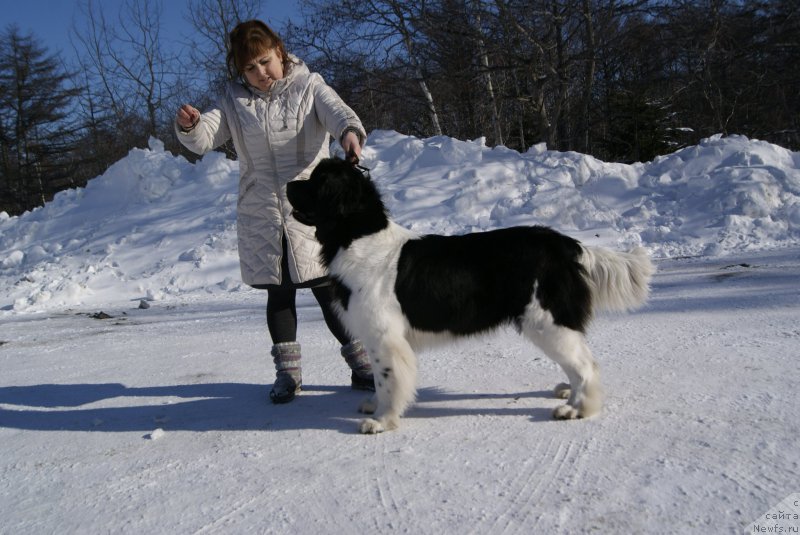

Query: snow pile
left=1, top=131, right=799, bottom=314
left=366, top=131, right=800, bottom=257
left=1, top=139, right=242, bottom=313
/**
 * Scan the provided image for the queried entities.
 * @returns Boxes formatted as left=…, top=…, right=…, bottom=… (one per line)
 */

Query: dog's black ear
left=319, top=162, right=365, bottom=217
left=310, top=157, right=387, bottom=227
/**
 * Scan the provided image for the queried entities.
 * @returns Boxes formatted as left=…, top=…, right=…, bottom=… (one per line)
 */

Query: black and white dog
left=287, top=158, right=653, bottom=434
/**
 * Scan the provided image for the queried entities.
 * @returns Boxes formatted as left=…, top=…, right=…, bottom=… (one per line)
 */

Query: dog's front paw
left=358, top=396, right=377, bottom=414
left=359, top=418, right=385, bottom=434
left=553, top=398, right=601, bottom=420
left=358, top=415, right=399, bottom=434
left=553, top=404, right=582, bottom=420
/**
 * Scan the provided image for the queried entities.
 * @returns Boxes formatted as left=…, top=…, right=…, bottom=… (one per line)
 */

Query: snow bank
left=365, top=131, right=800, bottom=258
left=1, top=131, right=798, bottom=314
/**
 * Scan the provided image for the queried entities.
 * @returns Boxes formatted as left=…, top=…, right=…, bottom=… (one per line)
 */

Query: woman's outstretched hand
left=176, top=104, right=201, bottom=130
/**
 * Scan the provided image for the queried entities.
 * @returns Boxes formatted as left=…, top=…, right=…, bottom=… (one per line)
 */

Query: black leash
left=346, top=150, right=372, bottom=179
left=353, top=163, right=371, bottom=180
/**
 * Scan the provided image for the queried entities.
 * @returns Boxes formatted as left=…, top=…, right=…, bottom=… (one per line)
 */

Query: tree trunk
left=474, top=2, right=503, bottom=145
left=579, top=0, right=596, bottom=153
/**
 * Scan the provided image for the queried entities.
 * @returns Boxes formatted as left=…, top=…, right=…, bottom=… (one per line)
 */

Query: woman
left=175, top=20, right=373, bottom=403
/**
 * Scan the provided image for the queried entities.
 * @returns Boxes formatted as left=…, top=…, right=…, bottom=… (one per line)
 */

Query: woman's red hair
left=226, top=20, right=290, bottom=78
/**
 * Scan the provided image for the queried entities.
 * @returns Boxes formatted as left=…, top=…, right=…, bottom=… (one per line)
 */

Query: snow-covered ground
left=1, top=131, right=799, bottom=533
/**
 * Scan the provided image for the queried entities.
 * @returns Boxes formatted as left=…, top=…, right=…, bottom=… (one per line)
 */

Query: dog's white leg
left=357, top=334, right=418, bottom=434
left=524, top=325, right=603, bottom=419
left=358, top=395, right=378, bottom=415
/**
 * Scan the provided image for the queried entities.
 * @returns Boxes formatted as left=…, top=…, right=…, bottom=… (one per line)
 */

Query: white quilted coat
left=175, top=58, right=366, bottom=287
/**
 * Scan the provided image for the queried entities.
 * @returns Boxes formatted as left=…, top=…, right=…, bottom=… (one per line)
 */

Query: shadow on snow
left=0, top=382, right=557, bottom=434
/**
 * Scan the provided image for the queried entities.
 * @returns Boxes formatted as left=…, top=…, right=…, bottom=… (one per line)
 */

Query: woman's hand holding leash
left=341, top=130, right=361, bottom=164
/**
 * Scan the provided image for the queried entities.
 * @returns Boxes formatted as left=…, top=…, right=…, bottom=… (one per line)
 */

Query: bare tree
left=493, top=0, right=560, bottom=147
left=473, top=1, right=503, bottom=145
left=419, top=0, right=505, bottom=145
left=577, top=0, right=595, bottom=153
left=72, top=0, right=183, bottom=142
left=295, top=0, right=444, bottom=136
left=184, top=0, right=263, bottom=91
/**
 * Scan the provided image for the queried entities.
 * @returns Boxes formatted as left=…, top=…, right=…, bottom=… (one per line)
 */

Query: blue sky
left=4, top=0, right=300, bottom=63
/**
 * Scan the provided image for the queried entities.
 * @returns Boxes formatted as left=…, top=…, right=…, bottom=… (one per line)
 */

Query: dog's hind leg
left=357, top=333, right=418, bottom=434
left=523, top=324, right=603, bottom=420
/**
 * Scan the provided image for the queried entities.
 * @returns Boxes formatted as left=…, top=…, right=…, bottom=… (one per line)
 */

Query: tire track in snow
left=192, top=496, right=259, bottom=534
left=471, top=437, right=592, bottom=534
left=370, top=436, right=405, bottom=532
left=483, top=454, right=541, bottom=534
left=519, top=440, right=591, bottom=533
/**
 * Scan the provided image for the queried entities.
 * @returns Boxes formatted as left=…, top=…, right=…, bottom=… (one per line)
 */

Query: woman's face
left=242, top=48, right=284, bottom=91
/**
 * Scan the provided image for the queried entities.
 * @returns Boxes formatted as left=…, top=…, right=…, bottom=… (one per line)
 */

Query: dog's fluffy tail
left=580, top=245, right=654, bottom=312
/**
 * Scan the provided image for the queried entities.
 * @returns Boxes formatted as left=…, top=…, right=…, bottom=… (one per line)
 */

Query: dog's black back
left=395, top=227, right=592, bottom=334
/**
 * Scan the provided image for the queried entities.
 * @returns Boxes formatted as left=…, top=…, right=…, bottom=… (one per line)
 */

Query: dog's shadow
left=0, top=383, right=558, bottom=435
left=407, top=387, right=558, bottom=423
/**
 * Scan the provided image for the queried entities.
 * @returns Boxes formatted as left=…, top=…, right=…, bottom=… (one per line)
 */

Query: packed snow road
left=1, top=248, right=798, bottom=533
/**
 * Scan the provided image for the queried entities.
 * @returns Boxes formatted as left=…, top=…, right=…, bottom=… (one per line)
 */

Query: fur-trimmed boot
left=341, top=340, right=375, bottom=391
left=270, top=342, right=302, bottom=404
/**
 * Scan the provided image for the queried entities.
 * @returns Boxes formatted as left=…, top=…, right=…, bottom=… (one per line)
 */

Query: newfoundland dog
left=287, top=158, right=653, bottom=434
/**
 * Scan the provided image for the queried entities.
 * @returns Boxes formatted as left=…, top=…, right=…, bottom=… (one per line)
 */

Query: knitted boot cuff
left=272, top=342, right=301, bottom=372
left=341, top=340, right=371, bottom=373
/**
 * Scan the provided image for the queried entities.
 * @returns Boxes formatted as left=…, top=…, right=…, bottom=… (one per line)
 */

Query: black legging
left=267, top=284, right=351, bottom=345
left=264, top=235, right=352, bottom=345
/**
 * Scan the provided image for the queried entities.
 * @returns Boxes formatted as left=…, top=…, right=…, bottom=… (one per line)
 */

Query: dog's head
left=287, top=158, right=389, bottom=263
